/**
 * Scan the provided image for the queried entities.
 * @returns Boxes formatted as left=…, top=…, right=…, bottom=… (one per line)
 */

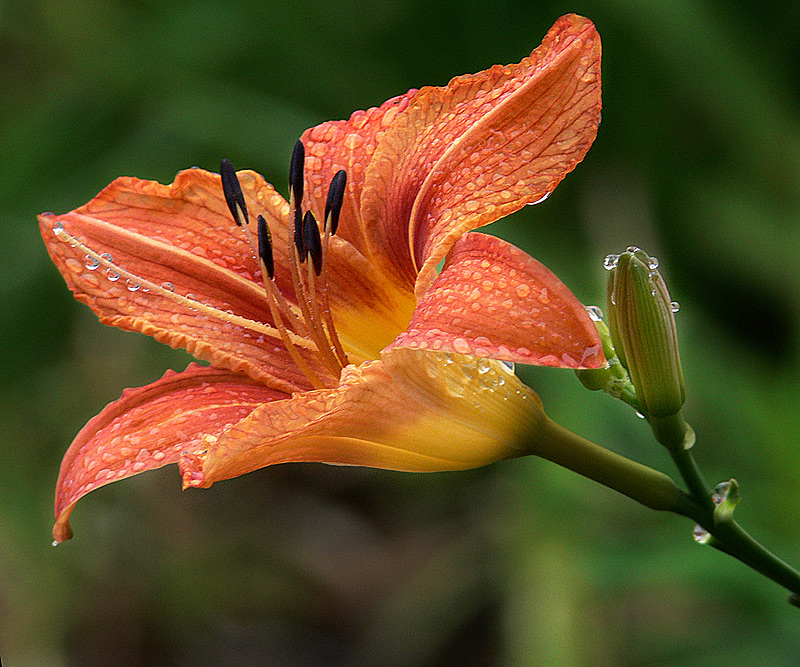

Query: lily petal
left=360, top=13, right=602, bottom=297
left=39, top=170, right=335, bottom=392
left=180, top=347, right=546, bottom=488
left=389, top=233, right=605, bottom=369
left=300, top=91, right=418, bottom=257
left=53, top=363, right=287, bottom=543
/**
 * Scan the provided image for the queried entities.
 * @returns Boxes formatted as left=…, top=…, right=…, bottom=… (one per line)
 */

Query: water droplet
left=126, top=279, right=140, bottom=292
left=100, top=252, right=113, bottom=262
left=648, top=256, right=659, bottom=270
left=106, top=268, right=120, bottom=281
left=51, top=540, right=59, bottom=547
left=635, top=410, right=646, bottom=419
left=84, top=255, right=99, bottom=270
left=692, top=524, right=711, bottom=544
left=476, top=358, right=492, bottom=375
left=499, top=359, right=515, bottom=374
left=603, top=254, right=619, bottom=270
left=712, top=481, right=733, bottom=505
left=670, top=301, right=680, bottom=313
left=626, top=245, right=640, bottom=253
left=186, top=293, right=199, bottom=310
left=53, top=221, right=65, bottom=237
left=162, top=282, right=175, bottom=292
left=528, top=191, right=551, bottom=206
left=586, top=305, right=603, bottom=321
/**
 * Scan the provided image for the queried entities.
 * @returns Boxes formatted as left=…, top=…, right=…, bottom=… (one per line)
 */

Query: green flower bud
left=605, top=248, right=685, bottom=419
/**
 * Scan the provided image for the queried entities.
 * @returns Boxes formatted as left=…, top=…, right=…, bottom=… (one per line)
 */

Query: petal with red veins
left=389, top=233, right=605, bottom=369
left=359, top=14, right=602, bottom=296
left=180, top=347, right=547, bottom=488
left=53, top=363, right=288, bottom=543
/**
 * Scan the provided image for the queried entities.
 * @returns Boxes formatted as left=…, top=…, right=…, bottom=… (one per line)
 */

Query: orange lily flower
left=40, top=14, right=603, bottom=543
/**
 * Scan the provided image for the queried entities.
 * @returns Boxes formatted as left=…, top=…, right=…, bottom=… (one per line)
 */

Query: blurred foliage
left=2, top=0, right=800, bottom=665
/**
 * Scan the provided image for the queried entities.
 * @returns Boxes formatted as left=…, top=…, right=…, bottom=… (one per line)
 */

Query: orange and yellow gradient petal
left=180, top=347, right=547, bottom=488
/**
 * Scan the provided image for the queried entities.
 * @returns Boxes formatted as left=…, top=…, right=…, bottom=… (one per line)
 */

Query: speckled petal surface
left=180, top=347, right=547, bottom=487
left=359, top=13, right=602, bottom=297
left=53, top=364, right=289, bottom=543
left=389, top=233, right=605, bottom=369
left=300, top=91, right=417, bottom=258
left=39, top=170, right=333, bottom=392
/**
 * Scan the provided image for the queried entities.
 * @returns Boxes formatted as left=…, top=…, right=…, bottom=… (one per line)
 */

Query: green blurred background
left=2, top=0, right=799, bottom=664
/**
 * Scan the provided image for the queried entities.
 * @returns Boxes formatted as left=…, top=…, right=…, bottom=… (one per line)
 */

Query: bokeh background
left=2, top=0, right=799, bottom=664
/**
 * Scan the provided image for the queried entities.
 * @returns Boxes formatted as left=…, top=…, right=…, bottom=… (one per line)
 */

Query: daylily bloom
left=40, top=13, right=604, bottom=543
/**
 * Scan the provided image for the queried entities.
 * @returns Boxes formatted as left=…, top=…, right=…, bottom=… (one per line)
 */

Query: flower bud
left=605, top=248, right=685, bottom=419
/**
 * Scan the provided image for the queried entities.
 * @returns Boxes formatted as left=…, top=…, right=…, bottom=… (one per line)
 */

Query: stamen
left=317, top=171, right=350, bottom=367
left=303, top=210, right=323, bottom=277
left=257, top=214, right=325, bottom=389
left=256, top=215, right=274, bottom=279
left=324, top=169, right=347, bottom=236
left=220, top=158, right=248, bottom=227
left=290, top=141, right=306, bottom=259
left=294, top=206, right=307, bottom=262
left=289, top=140, right=305, bottom=203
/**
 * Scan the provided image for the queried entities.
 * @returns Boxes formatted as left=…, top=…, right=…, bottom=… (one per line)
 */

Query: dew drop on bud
left=585, top=305, right=603, bottom=321
left=635, top=409, right=646, bottom=419
left=51, top=540, right=59, bottom=547
left=626, top=245, right=640, bottom=253
left=648, top=256, right=659, bottom=270
left=670, top=301, right=680, bottom=313
left=603, top=254, right=619, bottom=270
left=692, top=524, right=711, bottom=544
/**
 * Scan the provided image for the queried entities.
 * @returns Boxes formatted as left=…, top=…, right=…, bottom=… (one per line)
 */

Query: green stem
left=650, top=413, right=714, bottom=510
left=527, top=418, right=800, bottom=600
left=531, top=418, right=686, bottom=514
left=672, top=492, right=800, bottom=597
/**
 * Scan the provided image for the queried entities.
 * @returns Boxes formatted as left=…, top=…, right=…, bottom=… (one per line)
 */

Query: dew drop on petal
left=527, top=191, right=551, bottom=206
left=499, top=359, right=515, bottom=374
left=84, top=255, right=99, bottom=270
left=162, top=282, right=175, bottom=292
left=126, top=279, right=140, bottom=292
left=106, top=268, right=119, bottom=282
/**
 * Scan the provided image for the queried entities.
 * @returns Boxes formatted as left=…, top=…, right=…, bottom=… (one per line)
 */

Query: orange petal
left=39, top=169, right=334, bottom=392
left=180, top=347, right=547, bottom=487
left=360, top=14, right=602, bottom=296
left=53, top=363, right=288, bottom=543
left=389, top=233, right=605, bottom=369
left=300, top=91, right=417, bottom=258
